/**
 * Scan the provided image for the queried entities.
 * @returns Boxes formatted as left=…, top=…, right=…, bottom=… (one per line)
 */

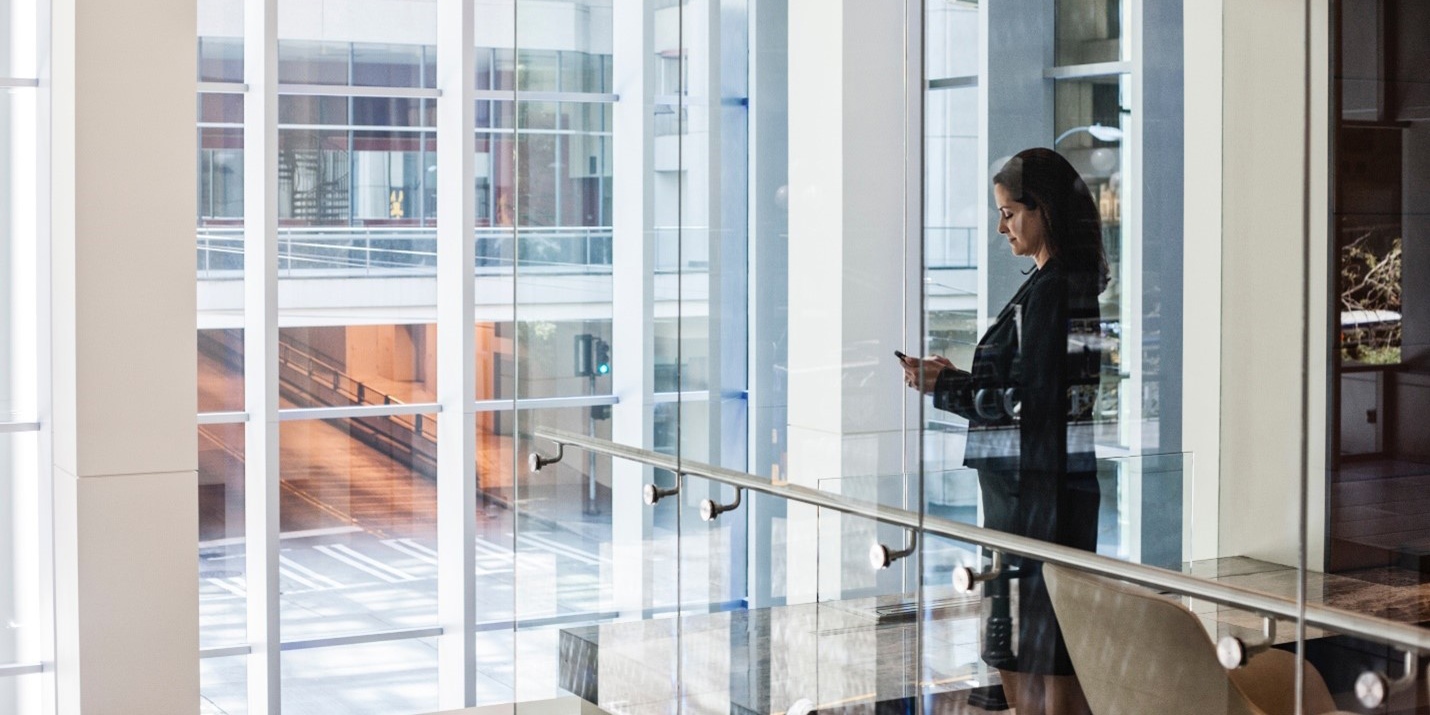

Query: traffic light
left=574, top=334, right=611, bottom=378
left=574, top=334, right=594, bottom=376
left=593, top=338, right=611, bottom=376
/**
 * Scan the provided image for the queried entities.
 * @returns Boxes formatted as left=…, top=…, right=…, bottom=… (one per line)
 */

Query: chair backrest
left=1043, top=563, right=1269, bottom=715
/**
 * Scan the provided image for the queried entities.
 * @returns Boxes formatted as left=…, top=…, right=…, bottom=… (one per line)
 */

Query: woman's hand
left=899, top=354, right=955, bottom=394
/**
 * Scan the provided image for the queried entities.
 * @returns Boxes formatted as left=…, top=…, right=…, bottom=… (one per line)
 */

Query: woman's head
left=992, top=148, right=1109, bottom=285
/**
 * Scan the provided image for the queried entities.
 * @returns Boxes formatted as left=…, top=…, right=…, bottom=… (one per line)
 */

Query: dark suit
left=933, top=258, right=1104, bottom=676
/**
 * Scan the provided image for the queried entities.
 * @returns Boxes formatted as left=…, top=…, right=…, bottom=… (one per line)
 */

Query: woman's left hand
left=900, top=354, right=954, bottom=394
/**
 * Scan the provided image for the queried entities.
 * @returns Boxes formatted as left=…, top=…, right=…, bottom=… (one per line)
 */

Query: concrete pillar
left=48, top=0, right=198, bottom=711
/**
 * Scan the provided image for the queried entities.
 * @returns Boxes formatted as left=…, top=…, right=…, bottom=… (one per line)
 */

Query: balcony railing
left=196, top=225, right=614, bottom=278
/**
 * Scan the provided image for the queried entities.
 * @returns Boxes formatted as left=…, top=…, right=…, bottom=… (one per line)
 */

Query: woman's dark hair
left=993, top=147, right=1110, bottom=289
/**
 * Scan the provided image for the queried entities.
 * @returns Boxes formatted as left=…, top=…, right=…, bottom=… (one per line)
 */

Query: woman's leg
left=1042, top=674, right=1091, bottom=715
left=995, top=669, right=1026, bottom=714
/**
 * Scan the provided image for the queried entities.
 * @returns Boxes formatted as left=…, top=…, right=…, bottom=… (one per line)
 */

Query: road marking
left=279, top=555, right=344, bottom=589
left=279, top=566, right=324, bottom=591
left=392, top=538, right=438, bottom=559
left=382, top=539, right=437, bottom=566
left=472, top=537, right=515, bottom=560
left=207, top=577, right=246, bottom=597
left=200, top=525, right=363, bottom=549
left=317, top=543, right=415, bottom=582
left=520, top=532, right=606, bottom=565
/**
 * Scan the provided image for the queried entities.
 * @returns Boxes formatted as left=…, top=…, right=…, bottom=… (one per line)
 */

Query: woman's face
left=994, top=183, right=1048, bottom=263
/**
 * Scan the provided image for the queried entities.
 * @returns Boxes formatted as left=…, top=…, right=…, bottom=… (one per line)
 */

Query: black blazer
left=932, top=259, right=1103, bottom=480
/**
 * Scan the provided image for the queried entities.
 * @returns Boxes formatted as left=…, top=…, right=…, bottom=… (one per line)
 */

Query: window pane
left=279, top=40, right=350, bottom=85
left=201, top=656, right=247, bottom=715
left=0, top=431, right=40, bottom=651
left=279, top=95, right=349, bottom=126
left=0, top=431, right=41, bottom=712
left=352, top=43, right=422, bottom=88
left=199, top=36, right=244, bottom=83
left=198, top=424, right=245, bottom=646
left=1055, top=0, right=1127, bottom=65
left=278, top=414, right=438, bottom=640
left=282, top=639, right=437, bottom=715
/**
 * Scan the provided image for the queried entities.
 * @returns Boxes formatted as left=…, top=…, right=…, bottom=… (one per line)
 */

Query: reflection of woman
left=901, top=148, right=1106, bottom=715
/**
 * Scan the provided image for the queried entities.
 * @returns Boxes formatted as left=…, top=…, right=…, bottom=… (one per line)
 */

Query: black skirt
left=976, top=465, right=1100, bottom=676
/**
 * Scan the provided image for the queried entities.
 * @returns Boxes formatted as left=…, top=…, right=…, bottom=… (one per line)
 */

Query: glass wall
left=1324, top=0, right=1430, bottom=710
left=2, top=0, right=45, bottom=710
left=189, top=0, right=1430, bottom=712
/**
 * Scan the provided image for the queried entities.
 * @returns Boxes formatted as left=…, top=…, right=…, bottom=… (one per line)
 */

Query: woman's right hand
left=900, top=354, right=955, bottom=394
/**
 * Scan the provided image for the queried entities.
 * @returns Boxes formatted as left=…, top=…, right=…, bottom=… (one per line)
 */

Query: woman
left=901, top=148, right=1107, bottom=715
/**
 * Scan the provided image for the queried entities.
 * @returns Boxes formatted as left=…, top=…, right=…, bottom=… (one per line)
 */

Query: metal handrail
left=532, top=426, right=1430, bottom=655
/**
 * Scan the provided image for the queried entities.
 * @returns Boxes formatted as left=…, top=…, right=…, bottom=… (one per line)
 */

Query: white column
left=1215, top=0, right=1329, bottom=567
left=436, top=0, right=477, bottom=707
left=745, top=0, right=787, bottom=610
left=243, top=0, right=280, bottom=710
left=1182, top=0, right=1222, bottom=563
left=786, top=0, right=911, bottom=603
left=611, top=0, right=657, bottom=619
left=49, top=0, right=197, bottom=711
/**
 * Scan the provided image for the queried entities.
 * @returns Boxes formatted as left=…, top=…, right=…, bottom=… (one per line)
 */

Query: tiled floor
left=1330, top=459, right=1430, bottom=571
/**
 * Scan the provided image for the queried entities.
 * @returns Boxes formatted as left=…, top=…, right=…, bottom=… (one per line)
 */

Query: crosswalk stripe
left=520, top=532, right=605, bottom=565
left=207, top=577, right=245, bottom=597
left=316, top=544, right=414, bottom=583
left=280, top=566, right=323, bottom=591
left=472, top=537, right=513, bottom=559
left=382, top=539, right=438, bottom=566
left=394, top=538, right=438, bottom=559
left=280, top=555, right=344, bottom=589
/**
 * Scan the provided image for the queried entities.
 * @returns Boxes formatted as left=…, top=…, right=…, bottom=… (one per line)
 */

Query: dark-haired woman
left=901, top=148, right=1107, bottom=715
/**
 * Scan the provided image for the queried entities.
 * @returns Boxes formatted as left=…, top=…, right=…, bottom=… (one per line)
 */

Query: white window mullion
left=435, top=0, right=477, bottom=707
left=243, top=0, right=281, bottom=710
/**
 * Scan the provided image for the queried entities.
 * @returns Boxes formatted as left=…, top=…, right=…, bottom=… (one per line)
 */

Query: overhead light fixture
left=1054, top=123, right=1124, bottom=146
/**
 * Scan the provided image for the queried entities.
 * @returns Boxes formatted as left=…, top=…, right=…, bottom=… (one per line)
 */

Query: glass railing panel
left=816, top=455, right=1197, bottom=712
left=509, top=406, right=616, bottom=705
left=520, top=407, right=680, bottom=714
left=781, top=497, right=925, bottom=714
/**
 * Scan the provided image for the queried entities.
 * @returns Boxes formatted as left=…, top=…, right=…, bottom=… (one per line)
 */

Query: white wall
left=1211, top=0, right=1329, bottom=568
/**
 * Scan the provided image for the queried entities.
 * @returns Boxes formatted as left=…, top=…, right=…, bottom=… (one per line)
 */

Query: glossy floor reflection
left=558, top=589, right=998, bottom=715
left=554, top=557, right=1430, bottom=715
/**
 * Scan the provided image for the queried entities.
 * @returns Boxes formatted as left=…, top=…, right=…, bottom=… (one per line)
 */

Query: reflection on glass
left=267, top=325, right=438, bottom=406
left=198, top=328, right=244, bottom=413
left=512, top=402, right=681, bottom=711
left=1055, top=0, right=1126, bottom=66
left=1324, top=5, right=1430, bottom=709
left=477, top=101, right=612, bottom=267
left=903, top=149, right=1110, bottom=713
left=198, top=424, right=246, bottom=646
left=278, top=415, right=438, bottom=640
left=281, top=639, right=438, bottom=715
left=0, top=433, right=40, bottom=668
left=201, top=656, right=247, bottom=715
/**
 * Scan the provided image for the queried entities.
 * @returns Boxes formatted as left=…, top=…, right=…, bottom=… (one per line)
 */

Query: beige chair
left=1043, top=563, right=1349, bottom=715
